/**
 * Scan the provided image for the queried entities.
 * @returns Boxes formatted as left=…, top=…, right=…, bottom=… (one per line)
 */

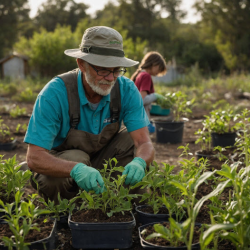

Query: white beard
left=85, top=65, right=115, bottom=96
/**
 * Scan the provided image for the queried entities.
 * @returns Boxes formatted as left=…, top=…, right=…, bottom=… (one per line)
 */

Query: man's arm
left=27, top=144, right=76, bottom=177
left=129, top=126, right=155, bottom=165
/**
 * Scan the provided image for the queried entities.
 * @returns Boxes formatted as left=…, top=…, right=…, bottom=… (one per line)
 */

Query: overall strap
left=57, top=69, right=80, bottom=129
left=110, top=79, right=121, bottom=123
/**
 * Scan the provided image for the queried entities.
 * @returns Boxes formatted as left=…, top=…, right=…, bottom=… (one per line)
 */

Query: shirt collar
left=77, top=70, right=111, bottom=107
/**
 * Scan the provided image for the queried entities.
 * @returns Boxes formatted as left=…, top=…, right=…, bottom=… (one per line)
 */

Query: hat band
left=81, top=46, right=124, bottom=57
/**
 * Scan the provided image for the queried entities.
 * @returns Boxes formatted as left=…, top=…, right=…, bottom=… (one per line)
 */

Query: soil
left=0, top=98, right=241, bottom=250
left=71, top=209, right=133, bottom=223
left=137, top=206, right=169, bottom=215
left=140, top=222, right=200, bottom=247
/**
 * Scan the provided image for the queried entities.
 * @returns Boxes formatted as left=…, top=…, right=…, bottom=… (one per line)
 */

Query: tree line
left=1, top=0, right=250, bottom=77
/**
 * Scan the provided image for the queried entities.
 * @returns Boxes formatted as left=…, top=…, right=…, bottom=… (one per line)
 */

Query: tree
left=195, top=0, right=250, bottom=71
left=35, top=0, right=89, bottom=32
left=0, top=0, right=30, bottom=58
left=14, top=25, right=78, bottom=76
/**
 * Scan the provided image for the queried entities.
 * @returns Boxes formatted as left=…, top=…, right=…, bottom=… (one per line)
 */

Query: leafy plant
left=164, top=91, right=195, bottom=122
left=9, top=105, right=27, bottom=118
left=76, top=158, right=138, bottom=217
left=156, top=96, right=173, bottom=109
left=0, top=117, right=13, bottom=143
left=0, top=155, right=32, bottom=202
left=142, top=219, right=194, bottom=247
left=38, top=193, right=77, bottom=220
left=208, top=106, right=240, bottom=134
left=0, top=191, right=52, bottom=250
left=15, top=123, right=28, bottom=134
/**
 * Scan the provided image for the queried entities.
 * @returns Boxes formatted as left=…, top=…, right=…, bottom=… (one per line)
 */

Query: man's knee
left=51, top=149, right=91, bottom=165
left=31, top=173, right=79, bottom=203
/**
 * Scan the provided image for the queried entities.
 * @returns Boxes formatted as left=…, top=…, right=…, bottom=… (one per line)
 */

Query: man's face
left=84, top=62, right=117, bottom=96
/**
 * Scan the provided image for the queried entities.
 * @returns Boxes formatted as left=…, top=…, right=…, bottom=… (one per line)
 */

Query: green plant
left=142, top=218, right=194, bottom=247
left=0, top=116, right=13, bottom=143
left=76, top=158, right=138, bottom=217
left=208, top=106, right=240, bottom=134
left=14, top=88, right=37, bottom=103
left=15, top=123, right=28, bottom=134
left=156, top=96, right=173, bottom=109
left=38, top=193, right=77, bottom=220
left=0, top=155, right=32, bottom=202
left=0, top=191, right=52, bottom=250
left=9, top=105, right=27, bottom=118
left=169, top=170, right=230, bottom=250
left=165, top=91, right=195, bottom=121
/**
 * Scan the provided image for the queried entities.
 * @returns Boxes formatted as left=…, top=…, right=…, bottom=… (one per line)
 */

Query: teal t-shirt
left=24, top=71, right=149, bottom=150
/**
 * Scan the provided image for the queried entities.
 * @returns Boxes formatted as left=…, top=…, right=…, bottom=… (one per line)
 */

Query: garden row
left=1, top=102, right=250, bottom=249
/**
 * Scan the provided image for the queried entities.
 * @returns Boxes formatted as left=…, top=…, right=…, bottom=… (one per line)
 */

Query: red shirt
left=134, top=71, right=155, bottom=94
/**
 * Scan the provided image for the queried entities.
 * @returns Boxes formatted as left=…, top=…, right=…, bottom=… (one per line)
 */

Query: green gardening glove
left=154, top=93, right=165, bottom=100
left=122, top=157, right=146, bottom=185
left=70, top=163, right=105, bottom=194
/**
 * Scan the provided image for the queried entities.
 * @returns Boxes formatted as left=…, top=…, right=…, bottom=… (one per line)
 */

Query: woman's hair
left=131, top=51, right=167, bottom=82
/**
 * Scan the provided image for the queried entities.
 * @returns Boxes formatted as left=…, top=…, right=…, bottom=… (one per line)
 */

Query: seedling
left=9, top=105, right=27, bottom=118
left=38, top=193, right=77, bottom=220
left=165, top=91, right=195, bottom=122
left=76, top=158, right=138, bottom=217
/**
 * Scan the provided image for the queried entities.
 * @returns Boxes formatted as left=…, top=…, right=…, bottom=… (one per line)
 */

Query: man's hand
left=70, top=163, right=105, bottom=194
left=122, top=157, right=146, bottom=185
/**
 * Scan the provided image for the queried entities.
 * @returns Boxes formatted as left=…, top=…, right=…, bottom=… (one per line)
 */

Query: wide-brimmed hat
left=64, top=26, right=139, bottom=68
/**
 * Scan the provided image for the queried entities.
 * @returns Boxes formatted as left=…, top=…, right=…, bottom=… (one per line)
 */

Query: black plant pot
left=211, top=132, right=236, bottom=147
left=155, top=121, right=184, bottom=144
left=0, top=218, right=56, bottom=250
left=136, top=205, right=170, bottom=226
left=68, top=211, right=136, bottom=249
left=0, top=139, right=17, bottom=151
left=56, top=213, right=69, bottom=230
left=195, top=151, right=216, bottom=161
left=138, top=222, right=201, bottom=249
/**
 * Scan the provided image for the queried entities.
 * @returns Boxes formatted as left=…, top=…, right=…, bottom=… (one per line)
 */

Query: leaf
left=193, top=179, right=231, bottom=218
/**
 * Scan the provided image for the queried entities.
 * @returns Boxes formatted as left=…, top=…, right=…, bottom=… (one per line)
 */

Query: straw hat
left=64, top=26, right=139, bottom=68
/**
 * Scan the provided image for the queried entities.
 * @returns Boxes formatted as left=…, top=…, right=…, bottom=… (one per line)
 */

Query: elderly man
left=24, top=26, right=154, bottom=202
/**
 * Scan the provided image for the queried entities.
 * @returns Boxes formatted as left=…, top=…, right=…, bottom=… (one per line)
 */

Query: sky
left=28, top=0, right=201, bottom=23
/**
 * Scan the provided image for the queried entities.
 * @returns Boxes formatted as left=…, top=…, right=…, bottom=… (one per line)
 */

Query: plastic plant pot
left=56, top=213, right=69, bottom=230
left=0, top=218, right=56, bottom=250
left=68, top=211, right=136, bottom=249
left=154, top=121, right=184, bottom=144
left=136, top=205, right=170, bottom=226
left=138, top=222, right=201, bottom=250
left=195, top=151, right=216, bottom=161
left=211, top=132, right=236, bottom=147
left=0, top=139, right=17, bottom=151
left=150, top=105, right=170, bottom=116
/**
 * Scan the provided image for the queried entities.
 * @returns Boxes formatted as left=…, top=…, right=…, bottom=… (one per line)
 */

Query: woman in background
left=131, top=51, right=167, bottom=133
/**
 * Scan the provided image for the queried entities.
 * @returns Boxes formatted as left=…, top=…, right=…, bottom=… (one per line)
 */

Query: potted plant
left=133, top=162, right=186, bottom=225
left=38, top=193, right=77, bottom=230
left=195, top=106, right=240, bottom=161
left=0, top=191, right=56, bottom=250
left=0, top=116, right=17, bottom=151
left=0, top=155, right=32, bottom=220
left=68, top=158, right=137, bottom=249
left=209, top=107, right=240, bottom=147
left=154, top=91, right=195, bottom=144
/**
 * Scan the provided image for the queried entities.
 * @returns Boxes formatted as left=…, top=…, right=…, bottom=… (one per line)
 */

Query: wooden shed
left=0, top=52, right=28, bottom=79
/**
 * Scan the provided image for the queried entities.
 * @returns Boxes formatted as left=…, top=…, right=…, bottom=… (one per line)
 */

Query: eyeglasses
left=89, top=64, right=127, bottom=77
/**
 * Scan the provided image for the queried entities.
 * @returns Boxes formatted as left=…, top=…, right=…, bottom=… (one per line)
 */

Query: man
left=25, top=26, right=155, bottom=202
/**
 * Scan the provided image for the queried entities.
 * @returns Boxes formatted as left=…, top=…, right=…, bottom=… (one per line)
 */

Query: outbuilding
left=0, top=52, right=28, bottom=79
